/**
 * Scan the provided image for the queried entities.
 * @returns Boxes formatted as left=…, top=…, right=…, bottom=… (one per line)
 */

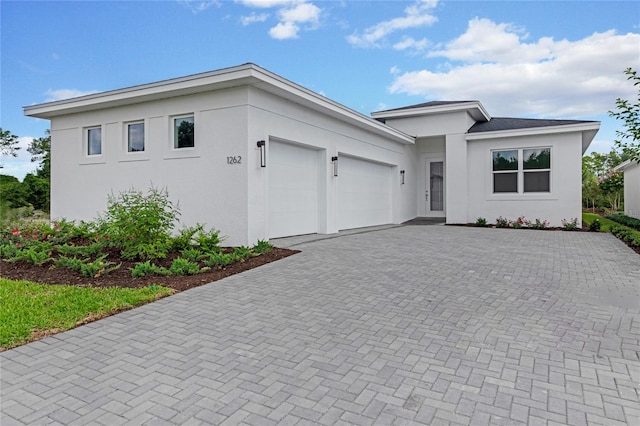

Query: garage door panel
left=268, top=142, right=318, bottom=238
left=337, top=156, right=392, bottom=230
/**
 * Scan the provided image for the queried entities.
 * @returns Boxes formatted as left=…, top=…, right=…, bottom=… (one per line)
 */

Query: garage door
left=268, top=141, right=318, bottom=238
left=337, top=156, right=392, bottom=230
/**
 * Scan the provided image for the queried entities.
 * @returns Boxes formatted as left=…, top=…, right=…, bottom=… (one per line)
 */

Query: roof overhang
left=371, top=101, right=491, bottom=123
left=24, top=63, right=415, bottom=145
left=465, top=122, right=601, bottom=154
left=614, top=159, right=639, bottom=172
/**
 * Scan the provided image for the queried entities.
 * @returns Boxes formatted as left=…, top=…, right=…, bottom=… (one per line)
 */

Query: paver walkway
left=2, top=226, right=639, bottom=425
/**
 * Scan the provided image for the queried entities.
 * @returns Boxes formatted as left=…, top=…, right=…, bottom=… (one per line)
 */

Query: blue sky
left=1, top=0, right=639, bottom=179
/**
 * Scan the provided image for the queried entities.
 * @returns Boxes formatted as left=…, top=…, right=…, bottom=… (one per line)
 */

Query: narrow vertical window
left=127, top=122, right=145, bottom=152
left=174, top=116, right=194, bottom=148
left=492, top=150, right=518, bottom=193
left=523, top=148, right=551, bottom=192
left=87, top=127, right=102, bottom=156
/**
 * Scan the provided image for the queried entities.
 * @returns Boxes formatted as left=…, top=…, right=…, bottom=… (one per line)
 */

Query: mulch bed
left=0, top=248, right=299, bottom=293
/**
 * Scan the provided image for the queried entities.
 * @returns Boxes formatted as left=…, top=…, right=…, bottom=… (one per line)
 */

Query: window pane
left=174, top=116, right=194, bottom=148
left=524, top=171, right=550, bottom=192
left=88, top=128, right=101, bottom=155
left=128, top=123, right=144, bottom=152
left=523, top=148, right=550, bottom=169
left=493, top=150, right=518, bottom=171
left=494, top=172, right=517, bottom=193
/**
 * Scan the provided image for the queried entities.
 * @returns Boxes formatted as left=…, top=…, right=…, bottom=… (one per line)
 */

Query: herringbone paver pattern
left=2, top=226, right=639, bottom=425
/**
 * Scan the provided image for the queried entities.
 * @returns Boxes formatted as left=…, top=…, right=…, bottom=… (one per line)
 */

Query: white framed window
left=127, top=121, right=145, bottom=152
left=86, top=126, right=102, bottom=156
left=173, top=115, right=194, bottom=149
left=492, top=147, right=551, bottom=194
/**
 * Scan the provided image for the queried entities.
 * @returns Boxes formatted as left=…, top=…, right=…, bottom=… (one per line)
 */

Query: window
left=87, top=127, right=102, bottom=156
left=492, top=147, right=551, bottom=194
left=127, top=122, right=144, bottom=152
left=173, top=116, right=194, bottom=148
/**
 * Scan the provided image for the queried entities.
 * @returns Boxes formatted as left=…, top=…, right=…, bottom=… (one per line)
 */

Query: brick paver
left=2, top=225, right=639, bottom=425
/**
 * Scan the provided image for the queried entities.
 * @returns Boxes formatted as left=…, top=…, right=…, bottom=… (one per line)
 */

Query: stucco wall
left=465, top=132, right=583, bottom=226
left=246, top=87, right=414, bottom=241
left=623, top=162, right=640, bottom=219
left=50, top=87, right=251, bottom=246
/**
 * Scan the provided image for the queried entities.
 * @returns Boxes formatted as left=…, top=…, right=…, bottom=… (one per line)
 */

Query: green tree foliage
left=582, top=148, right=631, bottom=211
left=609, top=68, right=640, bottom=162
left=0, top=128, right=20, bottom=161
left=27, top=130, right=51, bottom=179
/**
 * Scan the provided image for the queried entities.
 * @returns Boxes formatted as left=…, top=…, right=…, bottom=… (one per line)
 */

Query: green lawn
left=582, top=213, right=619, bottom=232
left=0, top=278, right=173, bottom=350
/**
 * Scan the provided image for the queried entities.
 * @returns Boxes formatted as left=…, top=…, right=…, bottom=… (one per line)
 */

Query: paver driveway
left=2, top=225, right=639, bottom=425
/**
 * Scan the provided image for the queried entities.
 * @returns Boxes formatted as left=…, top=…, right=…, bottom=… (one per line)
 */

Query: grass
left=0, top=278, right=173, bottom=350
left=582, top=213, right=619, bottom=232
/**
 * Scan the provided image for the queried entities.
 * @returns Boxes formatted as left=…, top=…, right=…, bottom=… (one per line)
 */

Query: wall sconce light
left=400, top=170, right=405, bottom=185
left=331, top=156, right=339, bottom=177
left=257, top=140, right=266, bottom=167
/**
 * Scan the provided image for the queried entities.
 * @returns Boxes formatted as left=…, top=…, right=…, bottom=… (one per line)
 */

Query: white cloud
left=241, top=12, right=269, bottom=25
left=393, top=36, right=429, bottom=52
left=347, top=0, right=438, bottom=48
left=238, top=0, right=321, bottom=40
left=44, top=89, right=98, bottom=102
left=177, top=0, right=220, bottom=13
left=389, top=22, right=640, bottom=118
left=269, top=21, right=299, bottom=39
left=390, top=66, right=401, bottom=75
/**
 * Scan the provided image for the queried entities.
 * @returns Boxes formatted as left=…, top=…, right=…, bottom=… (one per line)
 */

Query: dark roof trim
left=376, top=100, right=479, bottom=113
left=468, top=117, right=600, bottom=133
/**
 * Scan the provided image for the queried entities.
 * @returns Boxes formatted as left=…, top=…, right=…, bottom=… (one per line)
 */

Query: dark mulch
left=0, top=248, right=299, bottom=293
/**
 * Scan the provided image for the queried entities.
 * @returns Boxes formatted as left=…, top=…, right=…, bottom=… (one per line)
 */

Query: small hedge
left=606, top=213, right=640, bottom=231
left=610, top=224, right=640, bottom=247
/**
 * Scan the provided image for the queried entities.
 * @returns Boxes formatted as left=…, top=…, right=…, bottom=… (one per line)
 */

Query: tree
left=609, top=68, right=640, bottom=163
left=27, top=129, right=51, bottom=179
left=0, top=128, right=20, bottom=166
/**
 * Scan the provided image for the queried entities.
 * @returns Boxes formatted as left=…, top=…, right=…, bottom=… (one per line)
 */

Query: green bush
left=561, top=218, right=580, bottom=231
left=96, top=186, right=180, bottom=260
left=169, top=225, right=203, bottom=251
left=56, top=242, right=106, bottom=258
left=589, top=219, right=601, bottom=232
left=495, top=217, right=510, bottom=228
left=169, top=258, right=201, bottom=275
left=606, top=213, right=640, bottom=231
left=7, top=243, right=52, bottom=266
left=233, top=246, right=253, bottom=261
left=475, top=217, right=488, bottom=227
left=203, top=252, right=234, bottom=269
left=193, top=228, right=221, bottom=252
left=181, top=248, right=205, bottom=262
left=253, top=240, right=273, bottom=254
left=130, top=261, right=170, bottom=278
left=610, top=224, right=640, bottom=247
left=55, top=254, right=120, bottom=278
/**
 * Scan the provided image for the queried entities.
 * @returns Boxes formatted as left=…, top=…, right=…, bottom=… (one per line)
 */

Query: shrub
left=193, top=228, right=221, bottom=253
left=527, top=218, right=550, bottom=230
left=95, top=186, right=180, bottom=260
left=203, top=252, right=234, bottom=269
left=56, top=242, right=106, bottom=258
left=561, top=218, right=580, bottom=231
left=7, top=243, right=52, bottom=266
left=130, top=261, right=170, bottom=278
left=181, top=248, right=206, bottom=262
left=605, top=213, right=640, bottom=231
left=169, top=225, right=203, bottom=251
left=610, top=224, right=640, bottom=247
left=475, top=217, right=488, bottom=227
left=589, top=219, right=601, bottom=232
left=55, top=254, right=120, bottom=278
left=253, top=240, right=273, bottom=254
left=512, top=216, right=526, bottom=229
left=233, top=246, right=253, bottom=261
left=169, top=258, right=201, bottom=276
left=495, top=217, right=510, bottom=228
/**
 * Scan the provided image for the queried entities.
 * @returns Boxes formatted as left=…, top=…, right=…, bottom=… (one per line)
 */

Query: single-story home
left=24, top=63, right=600, bottom=245
left=614, top=160, right=640, bottom=219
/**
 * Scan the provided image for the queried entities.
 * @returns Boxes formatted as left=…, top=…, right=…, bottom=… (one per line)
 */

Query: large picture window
left=174, top=116, right=194, bottom=149
left=127, top=122, right=145, bottom=152
left=492, top=147, right=551, bottom=194
left=87, top=127, right=102, bottom=156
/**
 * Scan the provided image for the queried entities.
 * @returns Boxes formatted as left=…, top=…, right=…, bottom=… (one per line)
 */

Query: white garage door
left=337, top=156, right=392, bottom=230
left=268, top=141, right=318, bottom=238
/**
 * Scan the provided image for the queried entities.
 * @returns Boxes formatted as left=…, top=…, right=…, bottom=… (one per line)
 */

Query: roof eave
left=23, top=63, right=414, bottom=145
left=465, top=122, right=601, bottom=154
left=371, top=101, right=491, bottom=122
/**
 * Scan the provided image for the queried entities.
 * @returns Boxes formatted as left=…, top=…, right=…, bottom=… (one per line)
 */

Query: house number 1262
left=226, top=156, right=242, bottom=164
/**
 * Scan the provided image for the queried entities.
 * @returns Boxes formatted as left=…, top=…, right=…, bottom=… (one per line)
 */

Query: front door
left=425, top=159, right=445, bottom=217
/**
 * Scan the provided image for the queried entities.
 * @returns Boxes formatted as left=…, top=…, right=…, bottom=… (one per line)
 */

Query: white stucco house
left=614, top=160, right=640, bottom=219
left=24, top=63, right=600, bottom=245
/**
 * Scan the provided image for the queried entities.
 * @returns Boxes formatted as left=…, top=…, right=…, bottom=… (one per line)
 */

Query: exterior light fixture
left=331, top=156, right=339, bottom=177
left=257, top=140, right=266, bottom=167
left=400, top=170, right=405, bottom=185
